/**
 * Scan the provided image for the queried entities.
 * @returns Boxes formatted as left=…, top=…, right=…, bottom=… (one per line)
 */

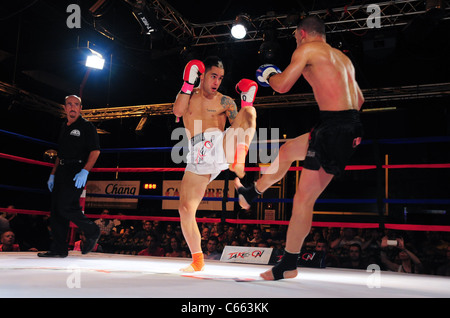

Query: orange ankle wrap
left=190, top=252, right=204, bottom=271
left=232, top=143, right=249, bottom=169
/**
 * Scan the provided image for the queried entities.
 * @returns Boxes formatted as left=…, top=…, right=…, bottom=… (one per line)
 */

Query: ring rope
left=2, top=207, right=450, bottom=232
left=2, top=129, right=449, bottom=231
left=2, top=183, right=450, bottom=206
left=2, top=128, right=450, bottom=153
left=2, top=152, right=450, bottom=172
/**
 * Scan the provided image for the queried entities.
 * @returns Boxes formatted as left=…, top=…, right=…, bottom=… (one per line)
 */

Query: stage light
left=258, top=27, right=281, bottom=63
left=231, top=14, right=249, bottom=40
left=144, top=183, right=157, bottom=190
left=132, top=9, right=158, bottom=35
left=231, top=24, right=246, bottom=39
left=85, top=50, right=105, bottom=70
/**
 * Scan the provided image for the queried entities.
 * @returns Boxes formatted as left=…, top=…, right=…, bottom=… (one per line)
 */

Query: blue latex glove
left=73, top=169, right=89, bottom=189
left=47, top=174, right=55, bottom=192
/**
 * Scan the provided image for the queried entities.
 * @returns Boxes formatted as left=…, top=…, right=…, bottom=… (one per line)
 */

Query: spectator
left=361, top=229, right=382, bottom=267
left=201, top=227, right=211, bottom=251
left=436, top=246, right=450, bottom=276
left=0, top=230, right=20, bottom=251
left=204, top=237, right=221, bottom=260
left=165, top=237, right=183, bottom=257
left=236, top=230, right=249, bottom=246
left=219, top=225, right=236, bottom=246
left=340, top=243, right=368, bottom=270
left=262, top=226, right=285, bottom=246
left=73, top=232, right=102, bottom=253
left=0, top=214, right=10, bottom=234
left=330, top=228, right=362, bottom=250
left=134, top=220, right=154, bottom=240
left=304, top=229, right=323, bottom=249
left=151, top=220, right=163, bottom=240
left=380, top=237, right=424, bottom=274
left=315, top=238, right=339, bottom=268
left=95, top=209, right=115, bottom=236
left=138, top=234, right=165, bottom=257
left=248, top=227, right=264, bottom=246
left=112, top=213, right=136, bottom=237
left=1, top=205, right=16, bottom=222
left=210, top=223, right=221, bottom=238
left=201, top=227, right=211, bottom=241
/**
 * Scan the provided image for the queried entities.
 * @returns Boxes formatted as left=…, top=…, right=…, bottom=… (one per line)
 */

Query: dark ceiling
left=1, top=0, right=449, bottom=110
left=1, top=1, right=450, bottom=217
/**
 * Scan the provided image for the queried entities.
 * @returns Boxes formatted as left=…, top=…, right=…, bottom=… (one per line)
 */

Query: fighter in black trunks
left=235, top=16, right=364, bottom=280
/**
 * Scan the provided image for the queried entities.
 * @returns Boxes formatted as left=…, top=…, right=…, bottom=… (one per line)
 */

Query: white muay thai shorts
left=185, top=129, right=229, bottom=183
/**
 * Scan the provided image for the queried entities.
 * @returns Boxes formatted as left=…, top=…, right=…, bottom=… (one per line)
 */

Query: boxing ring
left=1, top=128, right=450, bottom=299
left=2, top=252, right=450, bottom=298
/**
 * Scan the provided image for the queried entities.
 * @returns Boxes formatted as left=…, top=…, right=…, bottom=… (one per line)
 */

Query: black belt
left=59, top=159, right=84, bottom=166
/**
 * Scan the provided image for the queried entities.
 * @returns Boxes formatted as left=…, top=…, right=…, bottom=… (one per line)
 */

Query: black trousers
left=50, top=164, right=98, bottom=254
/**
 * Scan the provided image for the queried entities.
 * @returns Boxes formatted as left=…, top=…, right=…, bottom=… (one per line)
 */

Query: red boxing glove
left=235, top=79, right=258, bottom=107
left=181, top=60, right=205, bottom=95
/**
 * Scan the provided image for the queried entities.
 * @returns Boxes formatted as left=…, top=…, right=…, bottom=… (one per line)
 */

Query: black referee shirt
left=58, top=116, right=100, bottom=162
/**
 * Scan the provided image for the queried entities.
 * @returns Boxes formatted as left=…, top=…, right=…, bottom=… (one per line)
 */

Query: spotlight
left=132, top=8, right=158, bottom=35
left=85, top=49, right=105, bottom=70
left=258, top=27, right=281, bottom=63
left=231, top=14, right=250, bottom=40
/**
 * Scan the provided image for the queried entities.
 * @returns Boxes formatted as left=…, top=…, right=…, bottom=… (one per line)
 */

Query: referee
left=38, top=95, right=101, bottom=257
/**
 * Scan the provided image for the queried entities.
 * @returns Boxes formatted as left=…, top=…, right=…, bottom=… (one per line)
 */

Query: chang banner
left=162, top=180, right=235, bottom=211
left=85, top=181, right=140, bottom=209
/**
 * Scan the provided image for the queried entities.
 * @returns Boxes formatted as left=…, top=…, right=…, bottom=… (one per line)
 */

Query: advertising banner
left=220, top=246, right=273, bottom=264
left=162, top=180, right=235, bottom=211
left=85, top=180, right=140, bottom=209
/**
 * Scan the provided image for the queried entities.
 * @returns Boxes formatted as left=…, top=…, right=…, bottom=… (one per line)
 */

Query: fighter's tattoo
left=221, top=96, right=238, bottom=122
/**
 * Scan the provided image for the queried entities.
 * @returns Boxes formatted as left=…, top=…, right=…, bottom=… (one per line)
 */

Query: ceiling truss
left=2, top=81, right=449, bottom=121
left=1, top=1, right=449, bottom=121
left=80, top=83, right=450, bottom=122
left=148, top=0, right=450, bottom=46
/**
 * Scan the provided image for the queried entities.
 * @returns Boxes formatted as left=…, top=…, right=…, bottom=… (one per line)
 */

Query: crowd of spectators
left=1, top=206, right=450, bottom=277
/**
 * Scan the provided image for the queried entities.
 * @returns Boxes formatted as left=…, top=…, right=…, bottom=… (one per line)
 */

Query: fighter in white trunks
left=173, top=56, right=258, bottom=272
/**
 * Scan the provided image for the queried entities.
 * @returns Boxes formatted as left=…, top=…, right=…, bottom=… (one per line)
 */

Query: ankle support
left=190, top=252, right=205, bottom=271
left=271, top=251, right=299, bottom=280
left=237, top=182, right=261, bottom=206
left=232, top=143, right=249, bottom=169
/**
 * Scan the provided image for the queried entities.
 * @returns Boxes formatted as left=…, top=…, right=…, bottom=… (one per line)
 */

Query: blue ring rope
left=1, top=184, right=449, bottom=205
left=2, top=129, right=450, bottom=153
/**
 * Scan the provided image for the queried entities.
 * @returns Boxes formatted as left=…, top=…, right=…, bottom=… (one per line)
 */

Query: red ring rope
left=2, top=207, right=449, bottom=232
left=1, top=153, right=449, bottom=172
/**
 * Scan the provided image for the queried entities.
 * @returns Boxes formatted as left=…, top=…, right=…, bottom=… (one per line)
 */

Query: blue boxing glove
left=256, top=64, right=281, bottom=87
left=73, top=169, right=89, bottom=189
left=47, top=174, right=55, bottom=192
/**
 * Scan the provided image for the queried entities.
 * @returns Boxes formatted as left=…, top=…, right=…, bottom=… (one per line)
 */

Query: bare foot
left=234, top=177, right=250, bottom=210
left=260, top=268, right=298, bottom=281
left=230, top=163, right=245, bottom=179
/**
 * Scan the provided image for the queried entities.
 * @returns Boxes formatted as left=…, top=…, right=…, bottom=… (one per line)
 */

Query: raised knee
left=279, top=141, right=294, bottom=160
